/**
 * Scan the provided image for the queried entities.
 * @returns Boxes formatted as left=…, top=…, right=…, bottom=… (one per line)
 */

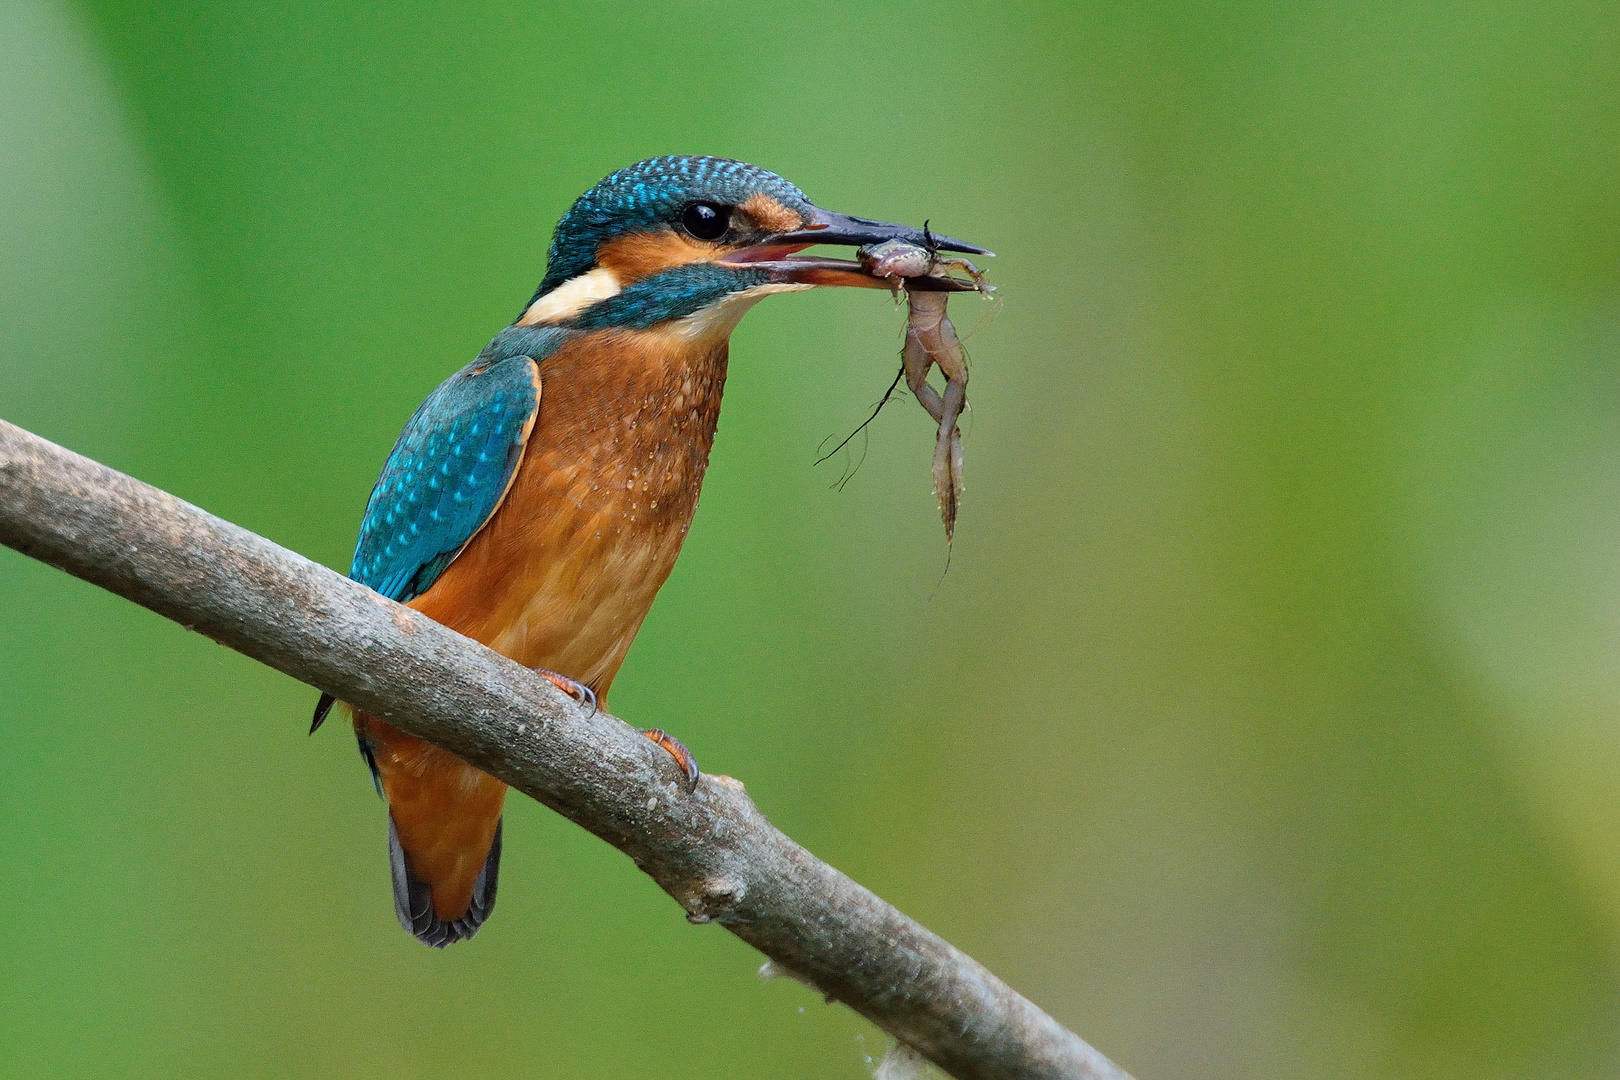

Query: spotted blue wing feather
left=351, top=353, right=542, bottom=601
left=310, top=328, right=562, bottom=735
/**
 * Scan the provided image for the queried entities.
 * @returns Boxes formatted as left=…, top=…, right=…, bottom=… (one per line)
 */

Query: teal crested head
left=517, top=155, right=989, bottom=333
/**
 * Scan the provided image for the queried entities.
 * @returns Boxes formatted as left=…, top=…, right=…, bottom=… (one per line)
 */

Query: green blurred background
left=3, top=1, right=1620, bottom=1076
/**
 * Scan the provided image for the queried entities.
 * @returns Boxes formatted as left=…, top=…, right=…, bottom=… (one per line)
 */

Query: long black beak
left=719, top=206, right=993, bottom=291
left=766, top=207, right=993, bottom=256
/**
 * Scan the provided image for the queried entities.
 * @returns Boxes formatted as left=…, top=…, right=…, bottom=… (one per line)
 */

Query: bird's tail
left=352, top=713, right=508, bottom=947
left=390, top=814, right=501, bottom=948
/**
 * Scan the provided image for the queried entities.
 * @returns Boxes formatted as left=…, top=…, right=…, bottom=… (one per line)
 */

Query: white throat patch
left=518, top=266, right=622, bottom=326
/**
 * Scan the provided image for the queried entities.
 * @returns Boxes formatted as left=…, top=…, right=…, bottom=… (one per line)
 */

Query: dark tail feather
left=388, top=815, right=501, bottom=948
left=310, top=692, right=336, bottom=734
left=354, top=729, right=383, bottom=798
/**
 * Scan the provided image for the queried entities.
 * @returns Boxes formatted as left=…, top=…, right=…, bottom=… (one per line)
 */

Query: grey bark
left=0, top=418, right=1133, bottom=1080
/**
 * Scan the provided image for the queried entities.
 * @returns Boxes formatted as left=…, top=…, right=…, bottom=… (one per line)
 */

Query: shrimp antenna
left=813, top=363, right=907, bottom=486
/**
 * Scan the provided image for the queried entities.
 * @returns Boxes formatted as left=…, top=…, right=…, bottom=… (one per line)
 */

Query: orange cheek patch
left=595, top=229, right=716, bottom=284
left=741, top=193, right=802, bottom=234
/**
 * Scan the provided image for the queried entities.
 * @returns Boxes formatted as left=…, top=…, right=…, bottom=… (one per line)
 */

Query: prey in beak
left=718, top=200, right=994, bottom=545
left=719, top=206, right=993, bottom=292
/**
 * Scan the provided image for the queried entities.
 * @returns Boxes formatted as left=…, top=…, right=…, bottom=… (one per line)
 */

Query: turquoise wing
left=311, top=326, right=563, bottom=735
left=350, top=353, right=541, bottom=603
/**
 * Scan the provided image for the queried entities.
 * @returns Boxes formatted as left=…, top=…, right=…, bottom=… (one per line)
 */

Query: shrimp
left=858, top=237, right=992, bottom=542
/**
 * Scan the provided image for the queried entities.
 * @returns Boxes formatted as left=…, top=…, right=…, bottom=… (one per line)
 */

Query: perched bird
left=311, top=156, right=987, bottom=947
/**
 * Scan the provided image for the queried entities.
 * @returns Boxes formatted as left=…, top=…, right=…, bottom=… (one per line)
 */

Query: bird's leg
left=532, top=668, right=697, bottom=790
left=641, top=728, right=700, bottom=792
left=532, top=668, right=597, bottom=716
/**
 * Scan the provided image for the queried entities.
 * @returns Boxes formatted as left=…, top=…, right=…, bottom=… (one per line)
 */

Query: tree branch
left=0, top=418, right=1132, bottom=1080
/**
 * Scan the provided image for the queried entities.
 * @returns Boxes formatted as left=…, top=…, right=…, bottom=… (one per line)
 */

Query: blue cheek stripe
left=569, top=263, right=774, bottom=331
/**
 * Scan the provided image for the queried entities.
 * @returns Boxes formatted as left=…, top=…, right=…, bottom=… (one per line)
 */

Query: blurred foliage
left=2, top=1, right=1619, bottom=1077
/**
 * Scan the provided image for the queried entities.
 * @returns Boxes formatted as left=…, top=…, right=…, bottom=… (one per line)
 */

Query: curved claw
left=642, top=728, right=700, bottom=792
left=534, top=668, right=597, bottom=716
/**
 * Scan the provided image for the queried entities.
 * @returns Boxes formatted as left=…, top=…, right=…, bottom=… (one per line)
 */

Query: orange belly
left=356, top=326, right=730, bottom=920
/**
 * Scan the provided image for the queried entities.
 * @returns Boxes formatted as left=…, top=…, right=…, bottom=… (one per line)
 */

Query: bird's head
left=517, top=155, right=988, bottom=337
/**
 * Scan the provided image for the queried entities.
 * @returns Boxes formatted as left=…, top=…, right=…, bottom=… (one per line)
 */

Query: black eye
left=681, top=202, right=730, bottom=241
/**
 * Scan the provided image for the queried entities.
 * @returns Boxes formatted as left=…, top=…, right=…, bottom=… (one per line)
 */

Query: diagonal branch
left=0, top=418, right=1132, bottom=1080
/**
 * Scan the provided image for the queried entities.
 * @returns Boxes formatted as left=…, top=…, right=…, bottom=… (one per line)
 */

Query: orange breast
left=409, top=325, right=731, bottom=702
left=358, top=325, right=734, bottom=924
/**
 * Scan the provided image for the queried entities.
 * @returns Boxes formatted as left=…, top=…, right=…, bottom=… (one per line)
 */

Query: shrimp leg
left=903, top=321, right=946, bottom=424
left=933, top=378, right=966, bottom=538
left=905, top=289, right=969, bottom=540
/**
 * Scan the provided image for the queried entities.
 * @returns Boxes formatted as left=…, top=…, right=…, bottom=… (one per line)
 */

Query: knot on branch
left=682, top=875, right=746, bottom=924
left=759, top=959, right=826, bottom=997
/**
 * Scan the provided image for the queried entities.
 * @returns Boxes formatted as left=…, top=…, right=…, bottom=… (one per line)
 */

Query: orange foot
left=533, top=668, right=597, bottom=715
left=642, top=728, right=700, bottom=792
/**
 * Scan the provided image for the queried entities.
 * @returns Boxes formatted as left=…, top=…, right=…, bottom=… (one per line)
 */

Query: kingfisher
left=310, top=156, right=987, bottom=947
